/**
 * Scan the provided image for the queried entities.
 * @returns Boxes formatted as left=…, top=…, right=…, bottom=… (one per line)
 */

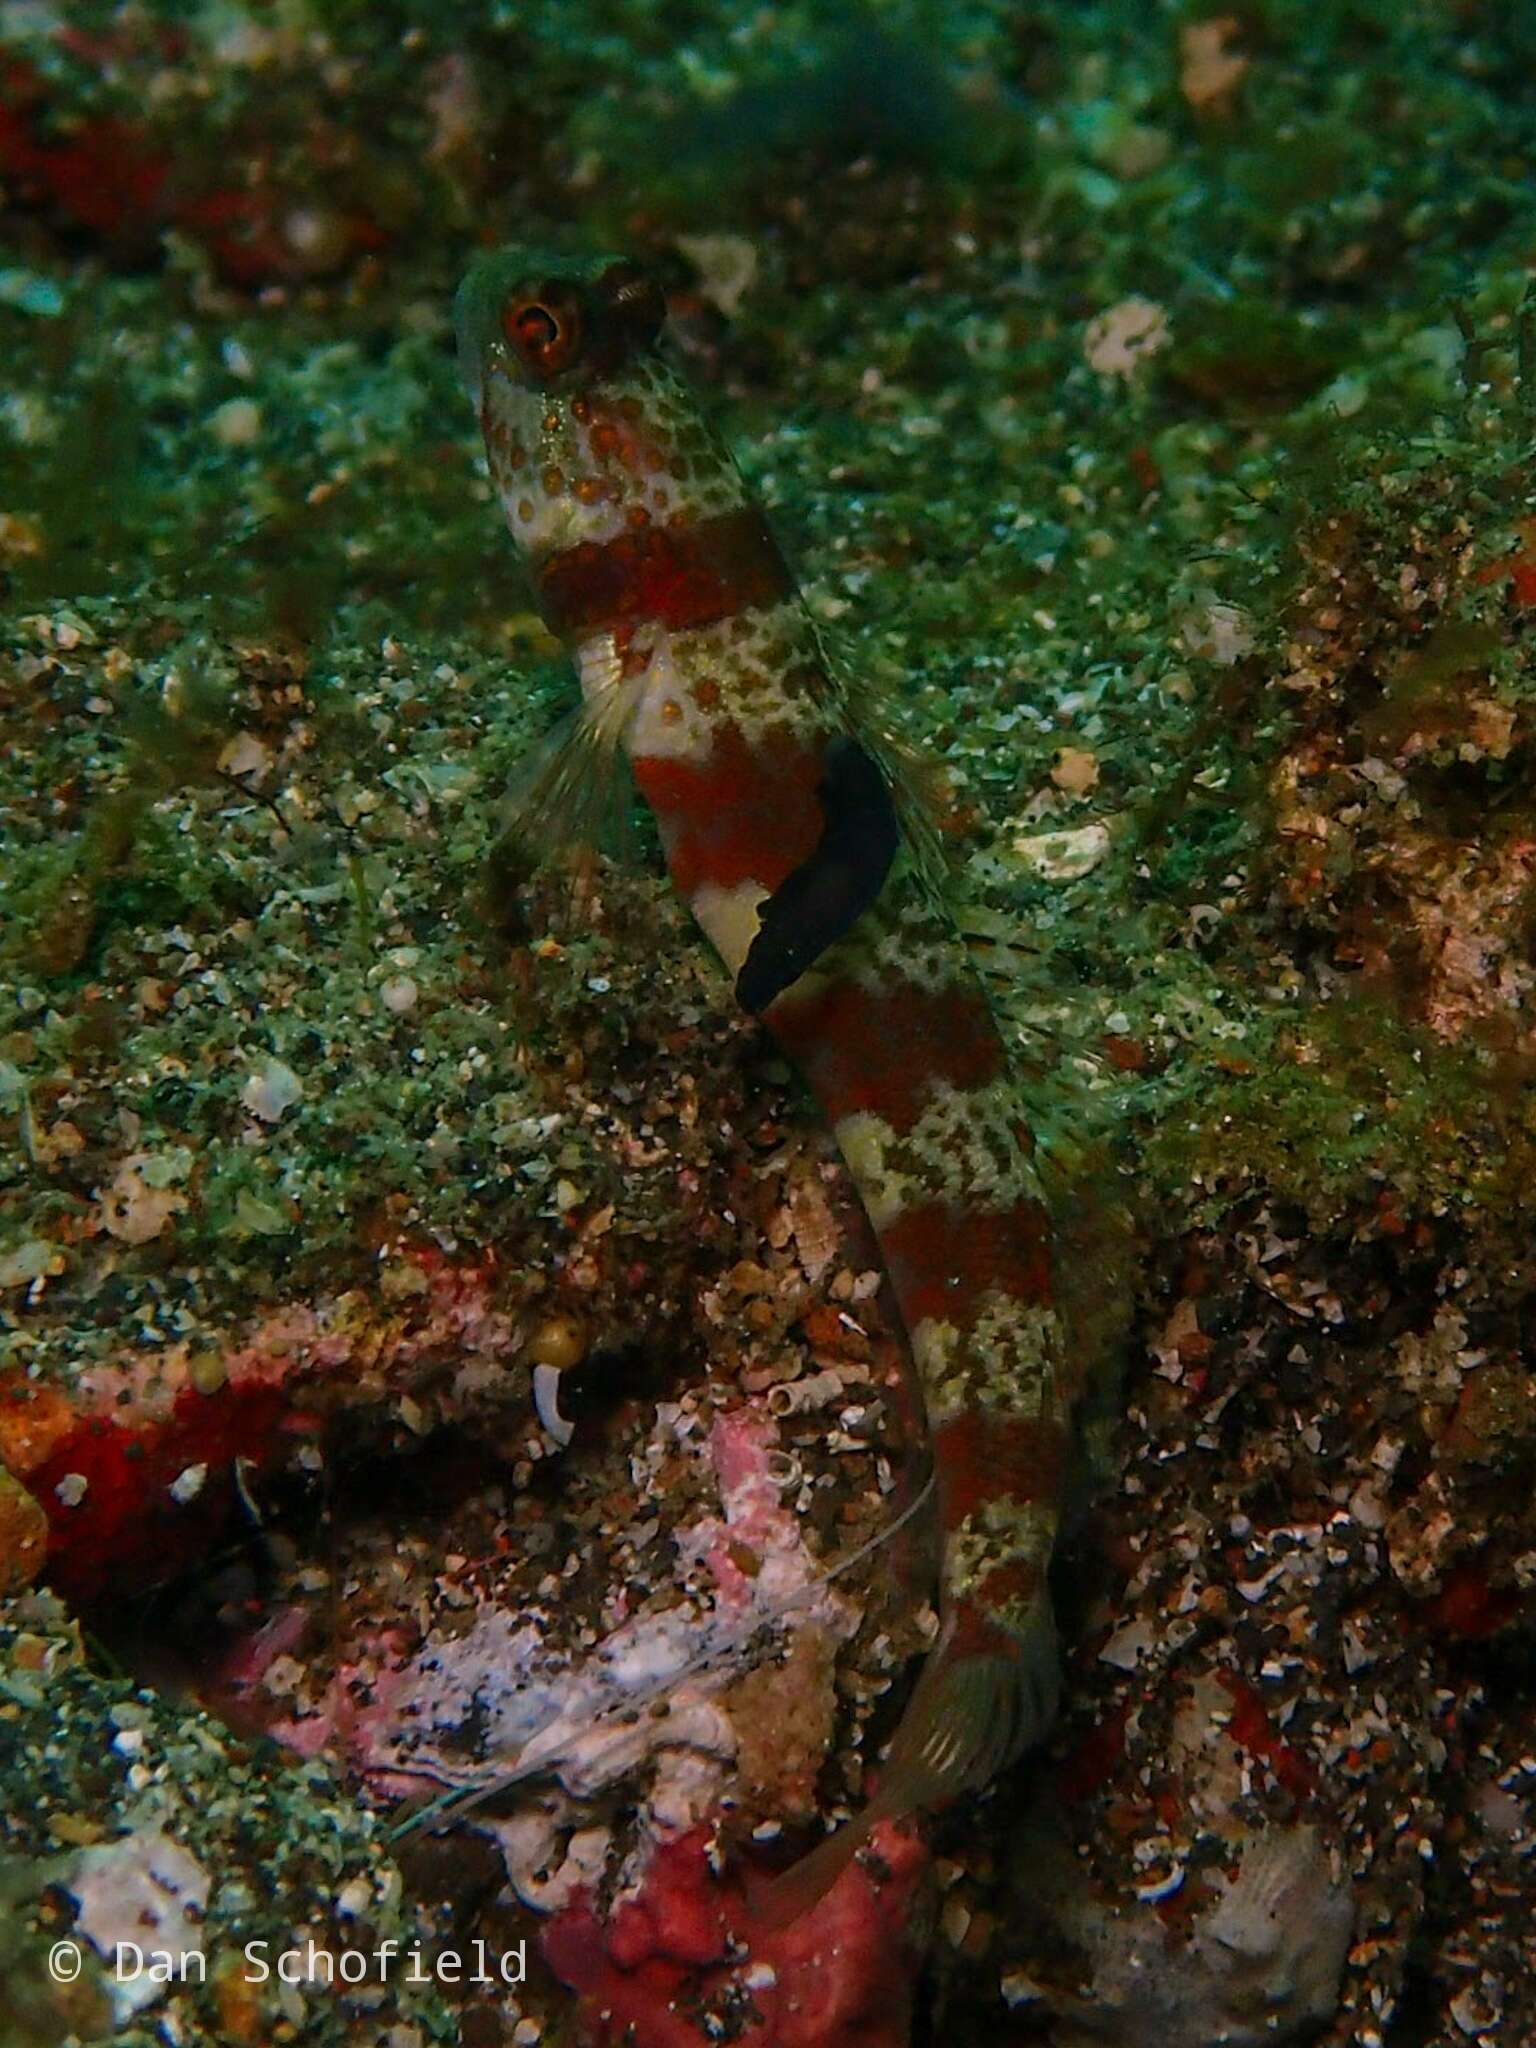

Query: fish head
left=456, top=249, right=703, bottom=565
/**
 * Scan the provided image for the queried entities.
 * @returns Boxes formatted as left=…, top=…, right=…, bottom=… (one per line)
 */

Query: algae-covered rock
left=0, top=1592, right=454, bottom=2046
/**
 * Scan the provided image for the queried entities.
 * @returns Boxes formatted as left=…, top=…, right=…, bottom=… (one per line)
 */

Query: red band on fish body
left=770, top=978, right=1006, bottom=1134
left=633, top=724, right=826, bottom=899
left=879, top=1196, right=1054, bottom=1326
left=932, top=1410, right=1068, bottom=1525
left=538, top=508, right=793, bottom=637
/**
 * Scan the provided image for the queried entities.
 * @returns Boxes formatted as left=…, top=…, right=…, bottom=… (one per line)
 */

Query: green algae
left=0, top=1594, right=455, bottom=2047
left=2, top=0, right=1533, bottom=1454
left=0, top=1, right=1525, bottom=1340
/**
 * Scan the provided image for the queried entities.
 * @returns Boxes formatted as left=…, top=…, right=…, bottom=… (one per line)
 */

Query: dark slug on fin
left=735, top=737, right=901, bottom=1014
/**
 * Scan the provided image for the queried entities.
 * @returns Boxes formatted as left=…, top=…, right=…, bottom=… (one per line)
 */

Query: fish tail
left=747, top=1800, right=885, bottom=1930
left=883, top=1608, right=1057, bottom=1803
left=752, top=1599, right=1058, bottom=1926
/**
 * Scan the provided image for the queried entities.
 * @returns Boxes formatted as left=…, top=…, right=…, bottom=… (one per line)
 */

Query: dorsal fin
left=820, top=633, right=955, bottom=906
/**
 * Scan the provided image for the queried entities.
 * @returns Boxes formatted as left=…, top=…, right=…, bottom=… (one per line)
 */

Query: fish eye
left=502, top=285, right=584, bottom=377
left=514, top=305, right=559, bottom=350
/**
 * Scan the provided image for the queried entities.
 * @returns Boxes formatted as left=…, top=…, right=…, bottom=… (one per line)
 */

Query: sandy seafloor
left=2, top=4, right=1536, bottom=2045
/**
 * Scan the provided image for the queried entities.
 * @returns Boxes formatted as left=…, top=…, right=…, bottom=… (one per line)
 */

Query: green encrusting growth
left=0, top=10, right=1529, bottom=1367
left=0, top=0, right=1531, bottom=1466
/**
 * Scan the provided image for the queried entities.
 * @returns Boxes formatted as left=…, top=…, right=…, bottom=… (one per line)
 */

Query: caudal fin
left=750, top=1604, right=1059, bottom=1927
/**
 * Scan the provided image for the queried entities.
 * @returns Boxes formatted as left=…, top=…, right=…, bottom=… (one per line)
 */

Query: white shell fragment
left=533, top=1362, right=576, bottom=1447
left=1012, top=821, right=1111, bottom=880
left=65, top=1826, right=211, bottom=2021
left=241, top=1057, right=304, bottom=1123
left=168, top=1462, right=208, bottom=1505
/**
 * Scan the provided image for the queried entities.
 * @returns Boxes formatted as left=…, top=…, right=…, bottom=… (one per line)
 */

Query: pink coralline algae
left=1, top=1245, right=532, bottom=1604
left=184, top=1270, right=928, bottom=2043
left=543, top=1821, right=926, bottom=2048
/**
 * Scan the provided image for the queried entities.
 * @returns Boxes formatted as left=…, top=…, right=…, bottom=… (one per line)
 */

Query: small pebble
left=210, top=397, right=263, bottom=447
left=169, top=1463, right=208, bottom=1505
left=526, top=1314, right=587, bottom=1372
left=189, top=1351, right=228, bottom=1395
left=1051, top=746, right=1101, bottom=795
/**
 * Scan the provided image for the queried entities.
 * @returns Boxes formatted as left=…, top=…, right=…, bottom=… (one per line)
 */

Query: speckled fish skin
left=457, top=248, right=1067, bottom=1873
